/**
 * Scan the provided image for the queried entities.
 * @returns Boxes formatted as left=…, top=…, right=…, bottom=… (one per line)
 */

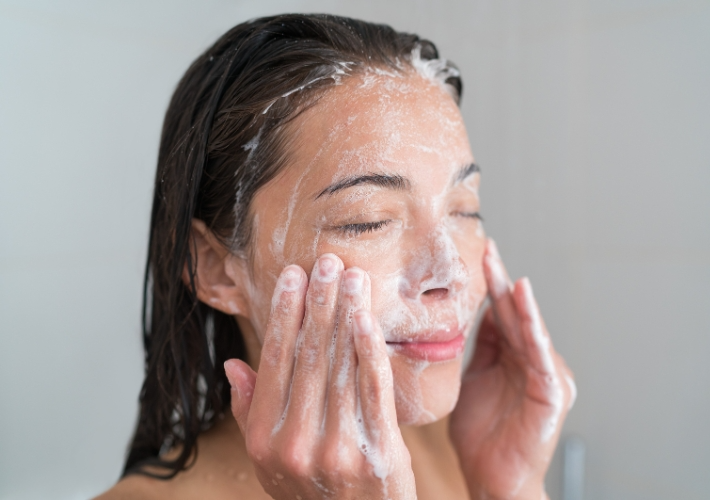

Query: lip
left=387, top=333, right=466, bottom=362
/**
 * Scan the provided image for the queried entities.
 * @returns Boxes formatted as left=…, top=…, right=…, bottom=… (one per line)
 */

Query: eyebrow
left=315, top=173, right=411, bottom=199
left=452, top=162, right=480, bottom=185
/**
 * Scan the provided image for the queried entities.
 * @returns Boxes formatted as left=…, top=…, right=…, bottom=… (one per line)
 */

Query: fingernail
left=224, top=359, right=242, bottom=389
left=565, top=375, right=577, bottom=410
left=519, top=277, right=544, bottom=338
left=487, top=255, right=510, bottom=297
left=520, top=277, right=534, bottom=303
left=343, top=268, right=364, bottom=294
left=314, top=254, right=340, bottom=282
left=353, top=310, right=375, bottom=355
left=278, top=265, right=303, bottom=291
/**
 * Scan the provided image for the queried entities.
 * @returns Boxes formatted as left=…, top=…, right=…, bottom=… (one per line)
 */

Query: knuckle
left=303, top=300, right=337, bottom=330
left=362, top=368, right=392, bottom=404
left=244, top=427, right=271, bottom=465
left=246, top=441, right=269, bottom=466
left=320, top=440, right=354, bottom=473
left=307, top=283, right=337, bottom=308
left=272, top=288, right=300, bottom=315
left=281, top=437, right=313, bottom=478
left=363, top=378, right=384, bottom=405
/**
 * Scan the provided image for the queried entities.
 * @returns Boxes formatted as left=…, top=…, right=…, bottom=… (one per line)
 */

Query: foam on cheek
left=363, top=213, right=480, bottom=424
left=269, top=171, right=306, bottom=266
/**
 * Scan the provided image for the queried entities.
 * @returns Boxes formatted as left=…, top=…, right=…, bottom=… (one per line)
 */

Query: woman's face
left=242, top=69, right=486, bottom=425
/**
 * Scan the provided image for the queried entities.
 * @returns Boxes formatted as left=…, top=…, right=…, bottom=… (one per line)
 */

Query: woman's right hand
left=224, top=254, right=417, bottom=500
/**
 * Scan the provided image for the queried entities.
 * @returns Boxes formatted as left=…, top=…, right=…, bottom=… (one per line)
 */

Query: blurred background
left=1, top=0, right=708, bottom=499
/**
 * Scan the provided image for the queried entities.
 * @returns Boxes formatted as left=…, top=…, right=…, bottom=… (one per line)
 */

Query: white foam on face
left=392, top=359, right=436, bottom=425
left=311, top=71, right=480, bottom=425
left=371, top=227, right=477, bottom=345
left=241, top=69, right=483, bottom=440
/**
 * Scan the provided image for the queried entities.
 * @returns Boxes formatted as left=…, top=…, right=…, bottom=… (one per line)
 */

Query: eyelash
left=338, top=219, right=392, bottom=236
left=336, top=212, right=483, bottom=236
left=456, top=211, right=484, bottom=221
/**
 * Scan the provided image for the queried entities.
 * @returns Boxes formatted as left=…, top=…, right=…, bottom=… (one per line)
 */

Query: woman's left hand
left=450, top=239, right=576, bottom=500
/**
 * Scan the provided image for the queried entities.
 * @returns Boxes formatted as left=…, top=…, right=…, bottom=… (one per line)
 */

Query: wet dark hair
left=123, top=13, right=462, bottom=479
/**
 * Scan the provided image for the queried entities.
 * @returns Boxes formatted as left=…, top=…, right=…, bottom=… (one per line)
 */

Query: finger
left=515, top=280, right=578, bottom=412
left=565, top=369, right=578, bottom=411
left=513, top=277, right=567, bottom=442
left=353, top=309, right=397, bottom=441
left=250, top=265, right=307, bottom=427
left=324, top=268, right=369, bottom=436
left=512, top=277, right=556, bottom=375
left=483, top=239, right=524, bottom=351
left=286, top=254, right=343, bottom=428
left=224, top=358, right=257, bottom=434
left=467, top=306, right=501, bottom=373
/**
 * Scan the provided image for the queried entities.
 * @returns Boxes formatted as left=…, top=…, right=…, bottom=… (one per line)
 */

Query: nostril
left=421, top=287, right=449, bottom=301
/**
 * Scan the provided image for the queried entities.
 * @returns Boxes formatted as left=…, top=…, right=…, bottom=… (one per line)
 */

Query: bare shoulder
left=93, top=416, right=269, bottom=500
left=93, top=474, right=165, bottom=500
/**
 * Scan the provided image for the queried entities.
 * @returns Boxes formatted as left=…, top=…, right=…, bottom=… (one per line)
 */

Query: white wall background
left=1, top=1, right=708, bottom=499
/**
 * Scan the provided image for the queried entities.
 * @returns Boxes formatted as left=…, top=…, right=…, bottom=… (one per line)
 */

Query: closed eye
left=454, top=211, right=484, bottom=221
left=336, top=219, right=392, bottom=236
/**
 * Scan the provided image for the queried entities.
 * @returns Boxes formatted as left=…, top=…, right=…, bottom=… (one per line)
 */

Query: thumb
left=224, top=359, right=257, bottom=434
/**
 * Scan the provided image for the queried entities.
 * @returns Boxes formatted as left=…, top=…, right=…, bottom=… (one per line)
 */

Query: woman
left=98, top=13, right=575, bottom=500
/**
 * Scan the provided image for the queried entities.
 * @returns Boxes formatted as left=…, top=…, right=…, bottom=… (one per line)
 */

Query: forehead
left=284, top=70, right=473, bottom=190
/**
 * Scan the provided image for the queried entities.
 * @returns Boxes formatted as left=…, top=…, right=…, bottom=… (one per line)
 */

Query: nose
left=421, top=286, right=450, bottom=302
left=400, top=227, right=470, bottom=302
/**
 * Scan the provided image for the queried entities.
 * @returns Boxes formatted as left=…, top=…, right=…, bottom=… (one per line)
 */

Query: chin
left=390, top=354, right=463, bottom=425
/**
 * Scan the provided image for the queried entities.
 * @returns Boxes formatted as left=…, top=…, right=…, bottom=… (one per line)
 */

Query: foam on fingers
left=485, top=239, right=512, bottom=298
left=352, top=309, right=396, bottom=494
left=517, top=278, right=555, bottom=374
left=262, top=265, right=307, bottom=367
left=484, top=239, right=525, bottom=352
left=516, top=278, right=565, bottom=443
left=288, top=256, right=345, bottom=430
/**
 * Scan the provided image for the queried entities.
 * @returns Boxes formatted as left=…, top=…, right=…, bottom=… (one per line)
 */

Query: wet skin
left=237, top=70, right=487, bottom=425
left=98, top=70, right=575, bottom=500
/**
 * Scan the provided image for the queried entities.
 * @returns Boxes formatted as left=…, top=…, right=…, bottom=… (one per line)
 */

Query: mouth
left=386, top=328, right=466, bottom=362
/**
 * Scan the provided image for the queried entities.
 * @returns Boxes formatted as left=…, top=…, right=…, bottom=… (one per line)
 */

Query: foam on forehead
left=408, top=44, right=461, bottom=99
left=236, top=43, right=458, bottom=161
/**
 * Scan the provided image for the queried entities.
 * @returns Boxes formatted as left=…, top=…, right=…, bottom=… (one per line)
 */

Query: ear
left=182, top=219, right=251, bottom=318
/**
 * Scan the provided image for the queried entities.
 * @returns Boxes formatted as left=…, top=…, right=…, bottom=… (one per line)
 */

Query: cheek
left=316, top=230, right=407, bottom=302
left=243, top=248, right=283, bottom=342
left=453, top=223, right=487, bottom=299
